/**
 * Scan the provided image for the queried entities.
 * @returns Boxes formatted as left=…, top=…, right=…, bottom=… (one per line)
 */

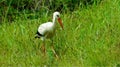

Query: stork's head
left=53, top=11, right=64, bottom=29
left=53, top=12, right=60, bottom=19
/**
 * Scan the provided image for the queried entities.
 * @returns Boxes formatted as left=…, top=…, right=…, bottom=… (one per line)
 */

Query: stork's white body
left=38, top=22, right=55, bottom=40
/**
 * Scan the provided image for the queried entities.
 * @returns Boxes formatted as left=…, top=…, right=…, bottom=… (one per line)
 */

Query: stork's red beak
left=58, top=18, right=64, bottom=29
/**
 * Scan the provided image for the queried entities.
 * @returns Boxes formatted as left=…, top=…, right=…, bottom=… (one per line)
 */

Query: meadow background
left=0, top=0, right=120, bottom=66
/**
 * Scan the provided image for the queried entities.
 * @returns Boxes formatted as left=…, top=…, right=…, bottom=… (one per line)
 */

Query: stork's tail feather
left=35, top=31, right=43, bottom=38
left=35, top=35, right=40, bottom=38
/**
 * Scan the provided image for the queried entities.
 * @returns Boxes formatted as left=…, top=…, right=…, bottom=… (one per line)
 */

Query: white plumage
left=37, top=22, right=55, bottom=40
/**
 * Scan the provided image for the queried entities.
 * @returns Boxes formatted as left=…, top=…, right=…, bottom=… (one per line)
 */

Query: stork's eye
left=57, top=15, right=59, bottom=17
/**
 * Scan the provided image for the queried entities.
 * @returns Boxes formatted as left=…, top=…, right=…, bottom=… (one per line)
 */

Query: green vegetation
left=0, top=0, right=120, bottom=66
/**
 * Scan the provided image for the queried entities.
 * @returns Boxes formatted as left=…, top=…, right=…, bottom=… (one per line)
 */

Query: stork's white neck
left=52, top=15, right=56, bottom=26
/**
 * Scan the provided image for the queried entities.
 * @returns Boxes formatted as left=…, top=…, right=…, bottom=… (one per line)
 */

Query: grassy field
left=0, top=0, right=120, bottom=66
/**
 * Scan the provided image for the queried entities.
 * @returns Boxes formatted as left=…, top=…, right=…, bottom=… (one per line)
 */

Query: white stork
left=35, top=12, right=63, bottom=58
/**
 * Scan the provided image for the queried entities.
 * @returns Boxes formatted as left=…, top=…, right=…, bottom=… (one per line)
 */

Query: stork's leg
left=41, top=41, right=46, bottom=56
left=51, top=39, right=59, bottom=59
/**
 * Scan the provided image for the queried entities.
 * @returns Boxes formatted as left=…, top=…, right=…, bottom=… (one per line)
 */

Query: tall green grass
left=0, top=0, right=120, bottom=66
